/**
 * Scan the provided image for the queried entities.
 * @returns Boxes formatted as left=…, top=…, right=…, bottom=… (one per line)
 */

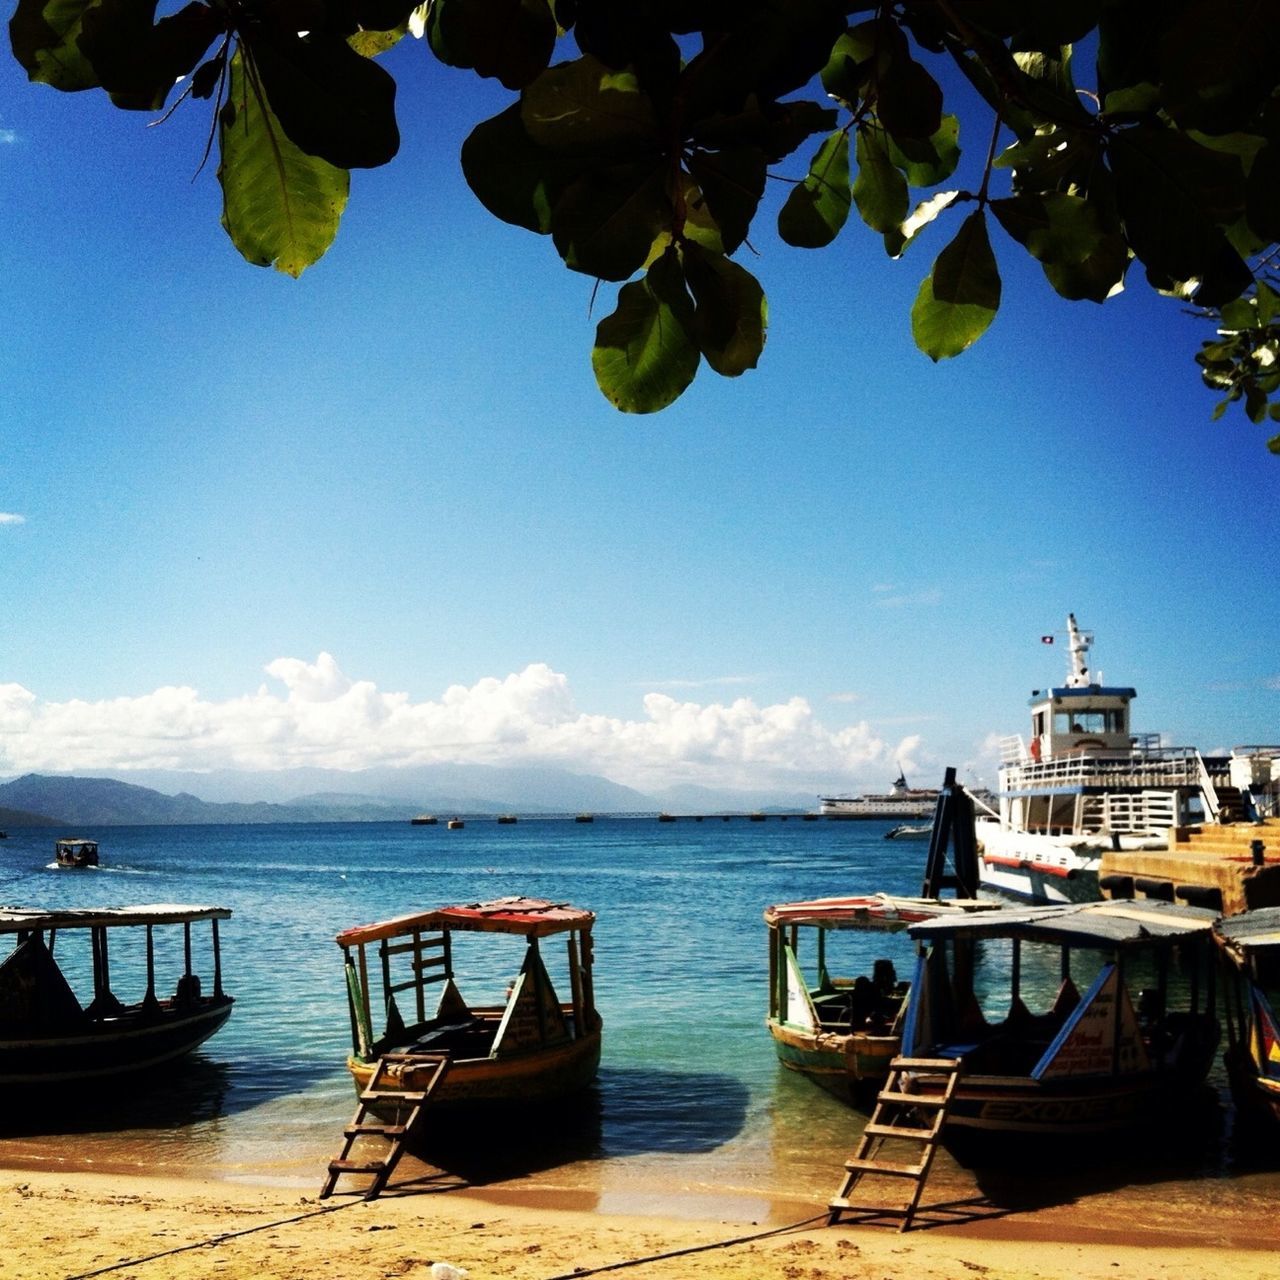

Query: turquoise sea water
left=0, top=818, right=1277, bottom=1229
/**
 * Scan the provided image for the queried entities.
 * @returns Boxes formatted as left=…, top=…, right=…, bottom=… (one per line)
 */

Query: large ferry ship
left=977, top=614, right=1280, bottom=903
left=819, top=772, right=939, bottom=819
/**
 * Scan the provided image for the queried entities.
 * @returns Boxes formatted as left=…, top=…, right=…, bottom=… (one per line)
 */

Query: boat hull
left=348, top=1025, right=602, bottom=1114
left=901, top=1067, right=1207, bottom=1137
left=767, top=1019, right=897, bottom=1105
left=0, top=998, right=233, bottom=1086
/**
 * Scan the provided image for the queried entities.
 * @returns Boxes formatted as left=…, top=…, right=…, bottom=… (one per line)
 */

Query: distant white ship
left=818, top=772, right=939, bottom=819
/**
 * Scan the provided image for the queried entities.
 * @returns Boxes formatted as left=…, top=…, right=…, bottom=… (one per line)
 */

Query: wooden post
left=145, top=925, right=156, bottom=1002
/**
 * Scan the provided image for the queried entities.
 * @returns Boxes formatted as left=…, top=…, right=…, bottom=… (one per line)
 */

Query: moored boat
left=334, top=896, right=602, bottom=1112
left=1214, top=906, right=1280, bottom=1129
left=897, top=898, right=1221, bottom=1139
left=884, top=824, right=933, bottom=840
left=977, top=613, right=1280, bottom=904
left=765, top=892, right=1002, bottom=1103
left=0, top=904, right=233, bottom=1087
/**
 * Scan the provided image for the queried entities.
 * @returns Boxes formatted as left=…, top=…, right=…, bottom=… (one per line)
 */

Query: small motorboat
left=884, top=824, right=933, bottom=840
left=54, top=838, right=99, bottom=868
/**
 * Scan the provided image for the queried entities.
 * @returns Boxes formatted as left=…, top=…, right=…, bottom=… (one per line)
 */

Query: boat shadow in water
left=0, top=1054, right=238, bottom=1136
left=940, top=1084, right=1232, bottom=1217
left=395, top=1066, right=750, bottom=1188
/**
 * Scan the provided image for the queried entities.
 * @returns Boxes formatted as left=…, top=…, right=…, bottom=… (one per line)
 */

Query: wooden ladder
left=320, top=1053, right=450, bottom=1201
left=828, top=1055, right=963, bottom=1232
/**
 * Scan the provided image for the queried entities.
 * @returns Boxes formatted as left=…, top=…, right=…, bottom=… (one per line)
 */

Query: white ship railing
left=999, top=747, right=1214, bottom=794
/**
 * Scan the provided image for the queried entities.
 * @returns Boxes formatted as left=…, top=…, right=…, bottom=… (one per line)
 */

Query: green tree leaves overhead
left=9, top=0, right=1280, bottom=437
left=219, top=50, right=350, bottom=277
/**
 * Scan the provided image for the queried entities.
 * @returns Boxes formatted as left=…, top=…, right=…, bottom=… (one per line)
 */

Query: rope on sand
left=539, top=1213, right=831, bottom=1280
left=62, top=1198, right=365, bottom=1280
left=61, top=1198, right=829, bottom=1280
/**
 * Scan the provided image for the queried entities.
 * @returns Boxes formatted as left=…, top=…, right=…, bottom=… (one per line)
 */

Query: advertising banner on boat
left=1254, top=988, right=1280, bottom=1082
left=783, top=948, right=817, bottom=1032
left=1036, top=964, right=1150, bottom=1078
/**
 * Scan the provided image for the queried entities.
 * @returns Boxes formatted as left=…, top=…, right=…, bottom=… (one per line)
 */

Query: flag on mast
left=1041, top=634, right=1054, bottom=644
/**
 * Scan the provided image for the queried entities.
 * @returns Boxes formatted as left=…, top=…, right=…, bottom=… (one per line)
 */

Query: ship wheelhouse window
left=1053, top=709, right=1125, bottom=735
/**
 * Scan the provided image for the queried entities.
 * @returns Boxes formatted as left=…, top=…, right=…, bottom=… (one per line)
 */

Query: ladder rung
left=874, top=1090, right=945, bottom=1107
left=828, top=1196, right=909, bottom=1213
left=862, top=1122, right=934, bottom=1140
left=344, top=1123, right=408, bottom=1138
left=844, top=1157, right=925, bottom=1178
left=892, top=1056, right=962, bottom=1071
left=328, top=1159, right=387, bottom=1174
left=361, top=1089, right=426, bottom=1103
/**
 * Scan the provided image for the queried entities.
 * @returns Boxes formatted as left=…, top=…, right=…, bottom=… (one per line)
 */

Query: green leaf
left=78, top=0, right=222, bottom=111
left=592, top=265, right=700, bottom=413
left=991, top=192, right=1103, bottom=265
left=461, top=102, right=578, bottom=233
left=522, top=55, right=659, bottom=156
left=1109, top=125, right=1249, bottom=298
left=550, top=159, right=670, bottom=280
left=348, top=24, right=409, bottom=58
left=245, top=30, right=400, bottom=170
left=911, top=209, right=1001, bottom=359
left=426, top=0, right=556, bottom=90
left=853, top=125, right=909, bottom=235
left=685, top=146, right=765, bottom=254
left=876, top=28, right=943, bottom=142
left=1042, top=236, right=1129, bottom=302
left=689, top=98, right=838, bottom=166
left=885, top=114, right=960, bottom=188
left=681, top=244, right=766, bottom=377
left=777, top=129, right=851, bottom=249
left=1246, top=143, right=1280, bottom=242
left=9, top=0, right=102, bottom=91
left=218, top=49, right=350, bottom=277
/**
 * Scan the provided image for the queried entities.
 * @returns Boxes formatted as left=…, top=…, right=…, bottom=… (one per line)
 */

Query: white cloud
left=0, top=128, right=15, bottom=145
left=0, top=513, right=25, bottom=525
left=0, top=656, right=906, bottom=791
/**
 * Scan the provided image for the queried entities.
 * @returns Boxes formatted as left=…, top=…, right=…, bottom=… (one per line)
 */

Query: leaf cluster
left=9, top=0, right=1280, bottom=436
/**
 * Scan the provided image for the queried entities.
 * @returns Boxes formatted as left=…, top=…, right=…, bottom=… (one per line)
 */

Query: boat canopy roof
left=335, top=895, right=595, bottom=947
left=1214, top=906, right=1280, bottom=954
left=764, top=893, right=1002, bottom=931
left=906, top=898, right=1218, bottom=948
left=0, top=904, right=231, bottom=934
left=54, top=838, right=97, bottom=848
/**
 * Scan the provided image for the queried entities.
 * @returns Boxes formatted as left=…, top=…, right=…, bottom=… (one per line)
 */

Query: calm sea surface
left=1, top=818, right=1278, bottom=1228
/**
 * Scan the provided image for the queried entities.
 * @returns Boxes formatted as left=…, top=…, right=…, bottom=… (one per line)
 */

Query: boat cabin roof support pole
left=212, top=918, right=223, bottom=1000
left=144, top=924, right=157, bottom=1006
left=581, top=927, right=596, bottom=1022
left=1113, top=952, right=1124, bottom=1076
left=568, top=936, right=583, bottom=1034
left=358, top=943, right=372, bottom=1040
left=183, top=922, right=193, bottom=981
left=1011, top=939, right=1022, bottom=1006
left=412, top=930, right=426, bottom=1025
left=768, top=926, right=779, bottom=1021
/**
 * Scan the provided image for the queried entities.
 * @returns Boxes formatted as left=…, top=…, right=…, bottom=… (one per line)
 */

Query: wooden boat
left=446, top=818, right=464, bottom=830
left=335, top=896, right=602, bottom=1112
left=0, top=904, right=233, bottom=1086
left=897, top=898, right=1221, bottom=1138
left=765, top=893, right=1003, bottom=1103
left=1214, top=906, right=1280, bottom=1128
left=410, top=815, right=438, bottom=826
left=54, top=838, right=99, bottom=868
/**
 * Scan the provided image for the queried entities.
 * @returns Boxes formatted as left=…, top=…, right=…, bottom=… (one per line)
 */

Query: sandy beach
left=5, top=1163, right=1278, bottom=1280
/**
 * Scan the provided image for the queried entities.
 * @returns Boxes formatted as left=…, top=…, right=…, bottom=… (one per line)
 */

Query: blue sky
left=1, top=33, right=1277, bottom=800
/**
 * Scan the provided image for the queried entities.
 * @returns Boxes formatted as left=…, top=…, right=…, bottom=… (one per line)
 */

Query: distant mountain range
left=0, top=767, right=819, bottom=827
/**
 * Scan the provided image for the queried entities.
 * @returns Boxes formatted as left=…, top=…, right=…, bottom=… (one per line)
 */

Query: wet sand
left=5, top=1155, right=1279, bottom=1280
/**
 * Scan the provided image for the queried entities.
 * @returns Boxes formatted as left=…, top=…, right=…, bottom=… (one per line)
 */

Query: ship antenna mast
left=1065, top=613, right=1092, bottom=687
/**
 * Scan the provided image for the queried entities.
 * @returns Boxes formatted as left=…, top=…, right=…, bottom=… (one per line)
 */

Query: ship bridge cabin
left=1028, top=683, right=1136, bottom=763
